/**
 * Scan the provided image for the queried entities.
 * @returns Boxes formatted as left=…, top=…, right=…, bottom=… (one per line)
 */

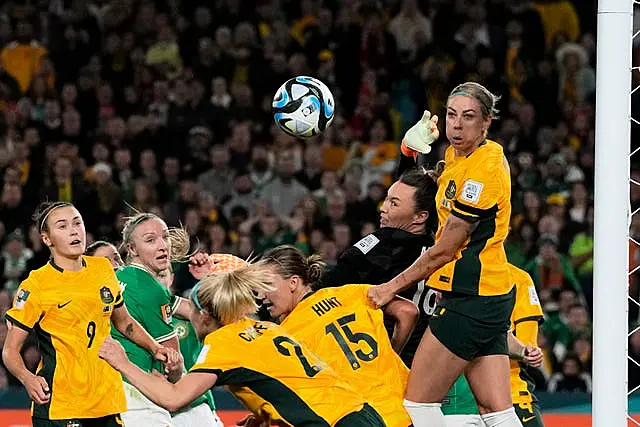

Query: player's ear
left=126, top=242, right=137, bottom=257
left=289, top=275, right=300, bottom=292
left=41, top=232, right=52, bottom=248
left=413, top=210, right=428, bottom=226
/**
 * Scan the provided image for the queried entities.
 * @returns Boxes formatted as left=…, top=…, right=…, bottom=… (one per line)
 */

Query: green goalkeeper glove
left=400, top=110, right=440, bottom=157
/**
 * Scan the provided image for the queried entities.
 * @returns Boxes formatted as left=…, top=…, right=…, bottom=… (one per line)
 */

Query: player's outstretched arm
left=2, top=321, right=50, bottom=404
left=99, top=337, right=215, bottom=413
left=369, top=215, right=476, bottom=307
left=382, top=296, right=420, bottom=353
left=111, top=303, right=182, bottom=373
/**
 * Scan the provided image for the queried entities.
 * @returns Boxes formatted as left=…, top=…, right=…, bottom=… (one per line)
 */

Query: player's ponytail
left=261, top=245, right=325, bottom=288
left=195, top=261, right=275, bottom=325
left=168, top=226, right=198, bottom=262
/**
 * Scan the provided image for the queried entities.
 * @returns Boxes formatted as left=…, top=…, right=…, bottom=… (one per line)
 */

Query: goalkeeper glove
left=400, top=110, right=440, bottom=158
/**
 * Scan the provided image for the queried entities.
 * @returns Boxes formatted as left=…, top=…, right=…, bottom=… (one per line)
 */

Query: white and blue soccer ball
left=272, top=76, right=335, bottom=138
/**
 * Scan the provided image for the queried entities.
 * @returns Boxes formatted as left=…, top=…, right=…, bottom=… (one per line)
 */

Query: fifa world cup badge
left=100, top=286, right=114, bottom=304
left=15, top=289, right=30, bottom=309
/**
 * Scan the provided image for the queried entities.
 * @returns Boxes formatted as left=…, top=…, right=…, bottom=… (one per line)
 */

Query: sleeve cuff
left=513, top=315, right=544, bottom=326
left=155, top=330, right=178, bottom=343
left=453, top=200, right=498, bottom=220
left=5, top=313, right=33, bottom=333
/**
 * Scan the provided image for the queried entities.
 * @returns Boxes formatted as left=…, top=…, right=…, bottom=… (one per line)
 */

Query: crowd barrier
left=1, top=388, right=637, bottom=426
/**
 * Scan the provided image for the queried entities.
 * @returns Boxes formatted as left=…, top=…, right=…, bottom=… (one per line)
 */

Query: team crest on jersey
left=445, top=180, right=456, bottom=199
left=175, top=322, right=188, bottom=339
left=162, top=304, right=172, bottom=324
left=100, top=286, right=114, bottom=303
left=15, top=289, right=30, bottom=309
left=66, top=421, right=81, bottom=427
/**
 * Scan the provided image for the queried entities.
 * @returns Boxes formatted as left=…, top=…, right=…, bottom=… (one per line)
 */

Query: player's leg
left=120, top=382, right=174, bottom=427
left=403, top=308, right=471, bottom=427
left=172, top=403, right=219, bottom=427
left=513, top=402, right=545, bottom=427
left=334, top=403, right=387, bottom=427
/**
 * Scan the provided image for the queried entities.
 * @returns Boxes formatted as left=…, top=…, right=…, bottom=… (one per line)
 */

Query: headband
left=451, top=90, right=472, bottom=97
left=190, top=281, right=205, bottom=311
left=39, top=202, right=73, bottom=232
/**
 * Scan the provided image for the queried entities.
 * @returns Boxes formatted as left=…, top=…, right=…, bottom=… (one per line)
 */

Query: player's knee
left=403, top=400, right=447, bottom=427
left=480, top=407, right=522, bottom=427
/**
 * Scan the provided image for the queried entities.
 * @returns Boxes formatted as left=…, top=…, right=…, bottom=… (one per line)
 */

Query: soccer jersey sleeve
left=451, top=160, right=506, bottom=222
left=118, top=271, right=176, bottom=343
left=5, top=279, right=43, bottom=332
left=510, top=268, right=544, bottom=326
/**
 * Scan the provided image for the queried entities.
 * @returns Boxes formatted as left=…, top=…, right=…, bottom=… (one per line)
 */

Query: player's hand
left=188, top=252, right=213, bottom=280
left=99, top=337, right=128, bottom=371
left=153, top=346, right=181, bottom=367
left=523, top=345, right=544, bottom=368
left=23, top=373, right=50, bottom=405
left=367, top=283, right=396, bottom=309
left=209, top=253, right=248, bottom=274
left=236, top=414, right=268, bottom=427
left=401, top=110, right=440, bottom=156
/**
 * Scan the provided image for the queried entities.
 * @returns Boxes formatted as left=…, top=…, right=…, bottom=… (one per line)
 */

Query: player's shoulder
left=508, top=264, right=534, bottom=288
left=83, top=255, right=114, bottom=273
left=476, top=140, right=508, bottom=169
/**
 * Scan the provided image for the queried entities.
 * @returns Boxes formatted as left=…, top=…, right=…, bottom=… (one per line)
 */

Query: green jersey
left=442, top=376, right=479, bottom=415
left=173, top=318, right=216, bottom=412
left=111, top=265, right=177, bottom=378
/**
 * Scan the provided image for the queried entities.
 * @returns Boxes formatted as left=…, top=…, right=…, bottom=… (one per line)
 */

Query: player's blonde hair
left=194, top=261, right=274, bottom=325
left=261, top=245, right=325, bottom=287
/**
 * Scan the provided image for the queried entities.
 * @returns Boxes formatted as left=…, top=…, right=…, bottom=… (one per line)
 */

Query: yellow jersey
left=5, top=256, right=127, bottom=420
left=509, top=265, right=544, bottom=405
left=281, top=285, right=412, bottom=427
left=427, top=140, right=513, bottom=296
left=191, top=317, right=366, bottom=426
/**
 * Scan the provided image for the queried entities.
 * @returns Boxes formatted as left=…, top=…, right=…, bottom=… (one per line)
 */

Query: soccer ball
left=272, top=76, right=335, bottom=138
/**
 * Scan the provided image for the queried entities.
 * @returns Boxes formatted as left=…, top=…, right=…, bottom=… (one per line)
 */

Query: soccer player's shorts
left=514, top=402, right=545, bottom=427
left=441, top=376, right=478, bottom=416
left=120, top=382, right=174, bottom=427
left=172, top=403, right=224, bottom=427
left=443, top=414, right=484, bottom=427
left=32, top=414, right=123, bottom=427
left=430, top=287, right=516, bottom=361
left=335, top=403, right=388, bottom=427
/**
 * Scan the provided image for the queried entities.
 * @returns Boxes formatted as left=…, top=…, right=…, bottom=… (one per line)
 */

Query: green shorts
left=442, top=375, right=479, bottom=416
left=32, top=414, right=123, bottom=427
left=514, top=402, right=545, bottom=427
left=430, top=287, right=515, bottom=361
left=335, top=403, right=387, bottom=427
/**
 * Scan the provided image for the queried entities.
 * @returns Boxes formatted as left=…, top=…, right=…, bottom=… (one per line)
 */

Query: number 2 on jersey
left=273, top=336, right=323, bottom=377
left=86, top=321, right=96, bottom=348
left=325, top=313, right=378, bottom=370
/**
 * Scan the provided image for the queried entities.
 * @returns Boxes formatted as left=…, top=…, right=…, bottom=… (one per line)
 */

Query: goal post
left=593, top=0, right=633, bottom=425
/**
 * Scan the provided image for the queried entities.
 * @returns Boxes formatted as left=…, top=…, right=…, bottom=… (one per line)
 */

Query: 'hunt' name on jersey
left=311, top=296, right=342, bottom=317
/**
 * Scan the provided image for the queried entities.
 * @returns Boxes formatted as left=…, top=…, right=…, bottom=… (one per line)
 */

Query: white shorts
left=172, top=403, right=224, bottom=427
left=444, top=414, right=484, bottom=427
left=121, top=381, right=174, bottom=427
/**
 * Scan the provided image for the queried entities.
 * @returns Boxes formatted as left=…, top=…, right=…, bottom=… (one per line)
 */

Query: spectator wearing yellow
left=0, top=21, right=47, bottom=93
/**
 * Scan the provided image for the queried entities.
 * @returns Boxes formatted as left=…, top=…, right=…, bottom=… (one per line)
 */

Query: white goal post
left=593, top=0, right=633, bottom=426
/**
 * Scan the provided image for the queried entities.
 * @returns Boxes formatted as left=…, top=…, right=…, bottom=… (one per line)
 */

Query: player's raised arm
left=99, top=337, right=214, bottom=413
left=382, top=295, right=420, bottom=353
left=2, top=321, right=50, bottom=404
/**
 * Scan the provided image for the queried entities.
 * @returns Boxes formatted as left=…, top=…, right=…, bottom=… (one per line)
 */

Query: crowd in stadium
left=0, top=0, right=624, bottom=402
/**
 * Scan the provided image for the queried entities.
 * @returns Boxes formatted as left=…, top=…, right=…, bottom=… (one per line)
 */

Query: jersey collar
left=49, top=257, right=87, bottom=273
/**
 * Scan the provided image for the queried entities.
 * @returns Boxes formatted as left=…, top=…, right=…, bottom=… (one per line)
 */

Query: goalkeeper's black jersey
left=321, top=227, right=435, bottom=367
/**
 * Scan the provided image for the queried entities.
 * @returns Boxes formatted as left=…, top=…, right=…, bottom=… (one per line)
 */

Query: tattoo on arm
left=443, top=216, right=477, bottom=237
left=125, top=323, right=134, bottom=337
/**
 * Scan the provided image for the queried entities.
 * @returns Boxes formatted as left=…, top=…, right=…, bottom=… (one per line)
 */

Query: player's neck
left=129, top=261, right=157, bottom=277
left=52, top=254, right=85, bottom=272
left=293, top=286, right=312, bottom=307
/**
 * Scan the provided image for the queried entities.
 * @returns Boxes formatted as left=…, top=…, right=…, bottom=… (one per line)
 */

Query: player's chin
left=65, top=242, right=86, bottom=257
left=154, top=257, right=170, bottom=271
